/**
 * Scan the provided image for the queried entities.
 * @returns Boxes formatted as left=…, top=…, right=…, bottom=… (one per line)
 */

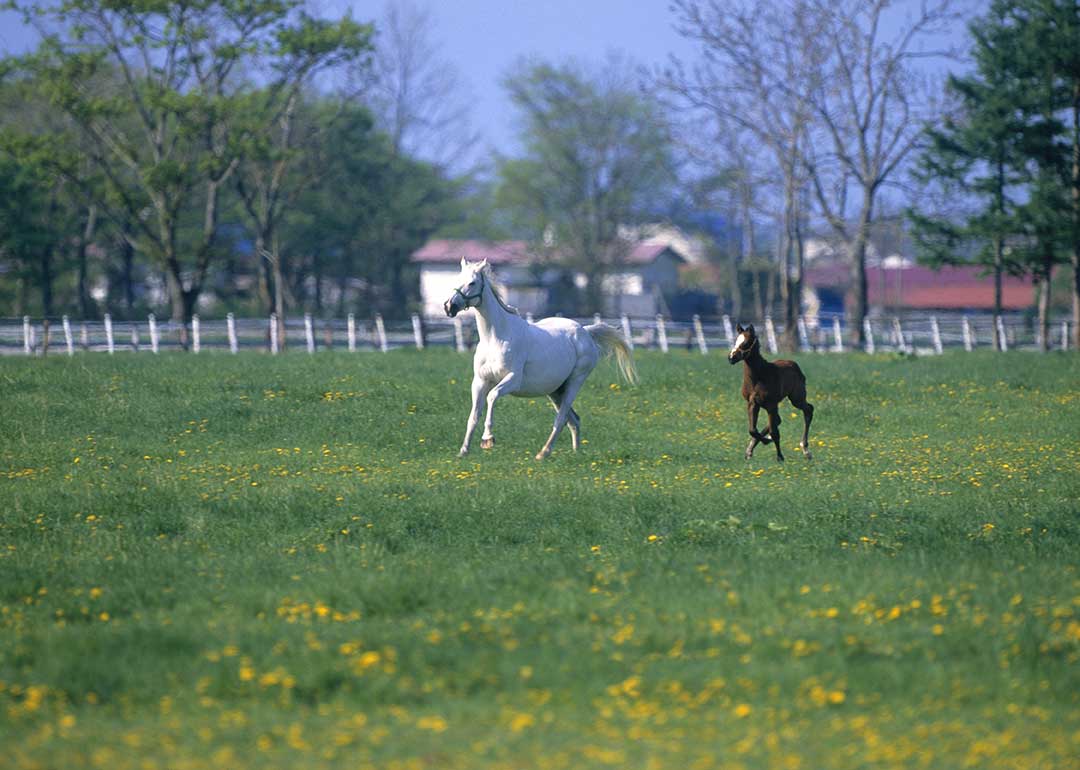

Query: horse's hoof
left=776, top=455, right=785, bottom=463
left=480, top=438, right=494, bottom=450
left=745, top=452, right=753, bottom=461
left=534, top=452, right=547, bottom=461
left=458, top=448, right=469, bottom=457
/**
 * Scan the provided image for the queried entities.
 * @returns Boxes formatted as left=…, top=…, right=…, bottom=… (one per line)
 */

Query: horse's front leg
left=459, top=377, right=491, bottom=456
left=746, top=401, right=764, bottom=459
left=481, top=370, right=521, bottom=449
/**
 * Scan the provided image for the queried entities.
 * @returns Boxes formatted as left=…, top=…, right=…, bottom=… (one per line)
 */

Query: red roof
left=411, top=238, right=684, bottom=267
left=806, top=262, right=1033, bottom=311
left=625, top=240, right=686, bottom=265
left=411, top=239, right=530, bottom=265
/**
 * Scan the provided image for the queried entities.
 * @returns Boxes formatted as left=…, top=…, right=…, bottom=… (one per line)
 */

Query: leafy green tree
left=11, top=0, right=370, bottom=345
left=496, top=56, right=678, bottom=315
left=909, top=0, right=1031, bottom=350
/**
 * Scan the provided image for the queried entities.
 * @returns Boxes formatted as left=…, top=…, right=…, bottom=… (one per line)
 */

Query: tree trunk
left=121, top=235, right=135, bottom=316
left=40, top=244, right=53, bottom=319
left=993, top=236, right=1004, bottom=352
left=1037, top=258, right=1052, bottom=353
left=847, top=198, right=874, bottom=348
left=1073, top=82, right=1080, bottom=350
left=77, top=205, right=97, bottom=320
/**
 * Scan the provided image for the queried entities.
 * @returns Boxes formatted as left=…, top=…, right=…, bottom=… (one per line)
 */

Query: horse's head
left=444, top=258, right=488, bottom=317
left=728, top=324, right=759, bottom=364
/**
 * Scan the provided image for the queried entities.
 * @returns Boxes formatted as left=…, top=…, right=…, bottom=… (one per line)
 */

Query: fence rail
left=1, top=311, right=1073, bottom=357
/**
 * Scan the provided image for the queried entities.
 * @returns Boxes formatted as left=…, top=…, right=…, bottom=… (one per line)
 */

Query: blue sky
left=1, top=1, right=974, bottom=160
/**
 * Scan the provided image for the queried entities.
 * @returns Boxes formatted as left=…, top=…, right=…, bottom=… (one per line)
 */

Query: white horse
left=444, top=258, right=638, bottom=460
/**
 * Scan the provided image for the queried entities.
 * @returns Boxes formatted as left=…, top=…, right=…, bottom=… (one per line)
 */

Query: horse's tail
left=585, top=323, right=639, bottom=386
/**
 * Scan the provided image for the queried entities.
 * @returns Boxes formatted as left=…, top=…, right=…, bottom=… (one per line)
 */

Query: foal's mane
left=480, top=263, right=519, bottom=316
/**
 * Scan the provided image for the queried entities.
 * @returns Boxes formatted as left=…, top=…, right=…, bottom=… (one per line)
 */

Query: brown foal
left=727, top=324, right=814, bottom=462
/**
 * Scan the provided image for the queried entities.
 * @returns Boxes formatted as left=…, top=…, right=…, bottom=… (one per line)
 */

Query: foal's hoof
left=480, top=438, right=494, bottom=450
left=776, top=455, right=785, bottom=463
left=458, top=448, right=469, bottom=457
left=534, top=451, right=548, bottom=461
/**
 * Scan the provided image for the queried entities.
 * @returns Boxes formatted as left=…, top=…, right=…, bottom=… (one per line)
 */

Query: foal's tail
left=586, top=323, right=639, bottom=386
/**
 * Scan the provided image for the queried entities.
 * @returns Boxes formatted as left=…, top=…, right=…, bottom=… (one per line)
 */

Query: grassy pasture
left=1, top=348, right=1078, bottom=769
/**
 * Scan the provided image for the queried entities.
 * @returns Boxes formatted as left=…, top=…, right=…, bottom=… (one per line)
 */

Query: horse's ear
left=460, top=256, right=468, bottom=270
left=477, top=259, right=488, bottom=271
left=746, top=324, right=755, bottom=334
left=736, top=323, right=744, bottom=333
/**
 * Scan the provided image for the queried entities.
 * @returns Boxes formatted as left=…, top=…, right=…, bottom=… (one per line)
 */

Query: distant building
left=802, top=238, right=1033, bottom=315
left=410, top=236, right=687, bottom=318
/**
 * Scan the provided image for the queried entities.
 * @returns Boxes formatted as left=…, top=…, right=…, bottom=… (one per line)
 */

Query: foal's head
left=444, top=258, right=488, bottom=317
left=728, top=323, right=760, bottom=365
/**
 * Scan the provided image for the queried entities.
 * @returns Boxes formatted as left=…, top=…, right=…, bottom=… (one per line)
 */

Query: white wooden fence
left=1, top=311, right=1073, bottom=356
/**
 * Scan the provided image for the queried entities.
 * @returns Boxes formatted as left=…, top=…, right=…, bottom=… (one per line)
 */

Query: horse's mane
left=481, top=264, right=520, bottom=316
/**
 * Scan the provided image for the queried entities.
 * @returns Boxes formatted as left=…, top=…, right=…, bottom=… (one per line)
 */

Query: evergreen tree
left=909, top=0, right=1030, bottom=350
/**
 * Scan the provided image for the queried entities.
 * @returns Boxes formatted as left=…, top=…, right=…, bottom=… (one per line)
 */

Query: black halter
left=452, top=272, right=485, bottom=307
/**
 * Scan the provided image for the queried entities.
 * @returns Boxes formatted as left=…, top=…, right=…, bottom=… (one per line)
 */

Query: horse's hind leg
left=537, top=373, right=588, bottom=460
left=790, top=391, right=814, bottom=460
left=766, top=407, right=784, bottom=462
left=547, top=393, right=582, bottom=451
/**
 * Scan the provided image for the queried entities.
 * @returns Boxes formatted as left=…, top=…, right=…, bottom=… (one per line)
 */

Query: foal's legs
left=765, top=407, right=784, bottom=462
left=789, top=392, right=814, bottom=459
left=746, top=402, right=765, bottom=459
left=537, top=372, right=588, bottom=460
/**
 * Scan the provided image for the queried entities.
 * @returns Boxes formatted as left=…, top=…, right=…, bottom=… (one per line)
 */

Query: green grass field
left=1, top=349, right=1078, bottom=769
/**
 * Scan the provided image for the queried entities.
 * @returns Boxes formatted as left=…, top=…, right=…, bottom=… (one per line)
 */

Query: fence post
left=270, top=313, right=279, bottom=354
left=411, top=314, right=424, bottom=350
left=145, top=315, right=156, bottom=354
left=764, top=317, right=778, bottom=354
left=832, top=317, right=843, bottom=352
left=453, top=316, right=465, bottom=352
left=347, top=314, right=356, bottom=352
left=797, top=316, right=810, bottom=351
left=721, top=314, right=734, bottom=346
left=892, top=317, right=908, bottom=353
left=961, top=316, right=973, bottom=351
left=23, top=316, right=32, bottom=356
left=41, top=319, right=50, bottom=356
left=191, top=314, right=200, bottom=354
left=304, top=314, right=315, bottom=354
left=1062, top=320, right=1069, bottom=352
left=863, top=318, right=875, bottom=354
left=525, top=312, right=534, bottom=324
left=692, top=314, right=708, bottom=354
left=593, top=313, right=602, bottom=327
left=80, top=323, right=89, bottom=351
left=62, top=316, right=74, bottom=356
left=996, top=316, right=1008, bottom=352
left=104, top=314, right=114, bottom=355
left=620, top=315, right=633, bottom=350
left=227, top=313, right=238, bottom=354
left=930, top=316, right=943, bottom=355
left=375, top=314, right=388, bottom=352
left=656, top=314, right=669, bottom=353
left=130, top=323, right=139, bottom=353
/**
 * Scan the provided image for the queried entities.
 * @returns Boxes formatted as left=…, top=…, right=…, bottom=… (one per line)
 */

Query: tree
left=231, top=15, right=374, bottom=343
left=661, top=0, right=822, bottom=345
left=497, top=56, right=678, bottom=315
left=1015, top=0, right=1080, bottom=348
left=359, top=0, right=481, bottom=174
left=799, top=0, right=957, bottom=346
left=908, top=0, right=1030, bottom=350
left=13, top=0, right=370, bottom=345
